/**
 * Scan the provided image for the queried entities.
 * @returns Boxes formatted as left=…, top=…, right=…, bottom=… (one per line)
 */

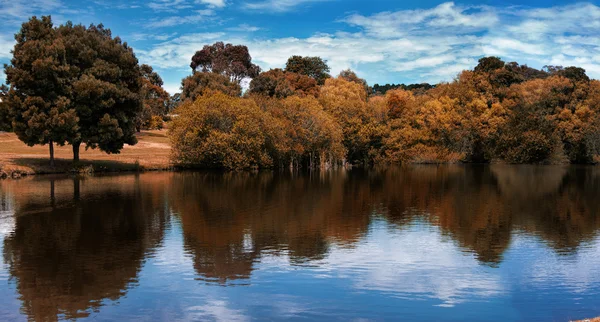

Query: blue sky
left=1, top=0, right=600, bottom=94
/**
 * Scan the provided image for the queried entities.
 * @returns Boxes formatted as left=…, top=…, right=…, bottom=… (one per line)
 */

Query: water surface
left=0, top=165, right=599, bottom=321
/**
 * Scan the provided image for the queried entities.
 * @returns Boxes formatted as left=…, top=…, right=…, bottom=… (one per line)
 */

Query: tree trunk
left=73, top=177, right=80, bottom=201
left=49, top=140, right=55, bottom=167
left=50, top=180, right=55, bottom=208
left=73, top=142, right=81, bottom=162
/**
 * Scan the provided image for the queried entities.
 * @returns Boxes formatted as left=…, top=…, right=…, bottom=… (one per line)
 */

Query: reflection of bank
left=491, top=165, right=600, bottom=253
left=169, top=166, right=600, bottom=283
left=0, top=165, right=599, bottom=318
left=170, top=171, right=372, bottom=284
left=1, top=174, right=169, bottom=321
left=377, top=165, right=600, bottom=265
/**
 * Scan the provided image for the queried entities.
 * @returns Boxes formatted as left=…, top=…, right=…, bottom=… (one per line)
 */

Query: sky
left=1, top=0, right=600, bottom=94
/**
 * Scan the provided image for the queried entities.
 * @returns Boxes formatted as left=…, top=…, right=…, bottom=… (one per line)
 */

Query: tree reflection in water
left=2, top=175, right=168, bottom=321
left=0, top=165, right=599, bottom=320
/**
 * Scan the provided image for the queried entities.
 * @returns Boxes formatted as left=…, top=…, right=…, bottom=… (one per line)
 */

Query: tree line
left=2, top=16, right=600, bottom=169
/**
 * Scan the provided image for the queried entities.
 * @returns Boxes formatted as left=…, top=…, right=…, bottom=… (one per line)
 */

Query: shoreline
left=0, top=130, right=594, bottom=180
left=0, top=130, right=172, bottom=179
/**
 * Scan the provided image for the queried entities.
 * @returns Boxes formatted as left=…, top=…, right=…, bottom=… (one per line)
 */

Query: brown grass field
left=0, top=130, right=172, bottom=176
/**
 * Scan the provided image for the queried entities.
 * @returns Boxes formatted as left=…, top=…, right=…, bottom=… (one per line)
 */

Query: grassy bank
left=0, top=130, right=172, bottom=178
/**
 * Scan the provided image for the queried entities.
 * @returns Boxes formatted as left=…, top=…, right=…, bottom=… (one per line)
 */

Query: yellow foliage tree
left=319, top=77, right=374, bottom=164
left=265, top=96, right=345, bottom=168
left=170, top=91, right=272, bottom=170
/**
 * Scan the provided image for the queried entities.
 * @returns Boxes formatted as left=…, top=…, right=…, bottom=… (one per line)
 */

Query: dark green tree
left=4, top=16, right=142, bottom=164
left=474, top=56, right=505, bottom=73
left=4, top=16, right=79, bottom=166
left=285, top=56, right=331, bottom=85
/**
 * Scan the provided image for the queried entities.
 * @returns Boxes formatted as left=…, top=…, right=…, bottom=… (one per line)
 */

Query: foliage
left=263, top=96, right=345, bottom=167
left=339, top=69, right=369, bottom=93
left=0, top=85, right=11, bottom=132
left=4, top=16, right=142, bottom=163
left=168, top=93, right=182, bottom=113
left=3, top=16, right=80, bottom=163
left=138, top=64, right=170, bottom=130
left=319, top=77, right=384, bottom=164
left=169, top=92, right=273, bottom=170
left=285, top=56, right=331, bottom=85
left=181, top=72, right=242, bottom=102
left=372, top=83, right=434, bottom=95
left=190, top=42, right=260, bottom=83
left=248, top=68, right=319, bottom=98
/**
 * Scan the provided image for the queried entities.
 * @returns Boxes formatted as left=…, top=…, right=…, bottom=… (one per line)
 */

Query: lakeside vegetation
left=2, top=16, right=600, bottom=172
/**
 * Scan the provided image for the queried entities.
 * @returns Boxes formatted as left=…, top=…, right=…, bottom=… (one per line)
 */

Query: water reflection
left=0, top=165, right=599, bottom=321
left=1, top=175, right=168, bottom=321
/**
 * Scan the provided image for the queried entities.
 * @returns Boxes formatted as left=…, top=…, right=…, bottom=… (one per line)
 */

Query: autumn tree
left=138, top=64, right=170, bottom=130
left=319, top=77, right=382, bottom=164
left=264, top=96, right=345, bottom=168
left=181, top=72, right=241, bottom=102
left=169, top=91, right=272, bottom=170
left=190, top=42, right=260, bottom=83
left=248, top=68, right=319, bottom=98
left=339, top=69, right=368, bottom=92
left=285, top=56, right=330, bottom=85
left=4, top=16, right=142, bottom=164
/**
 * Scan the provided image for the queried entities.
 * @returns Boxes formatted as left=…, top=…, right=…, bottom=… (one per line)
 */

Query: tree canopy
left=249, top=68, right=319, bottom=98
left=138, top=64, right=170, bottom=130
left=181, top=72, right=242, bottom=102
left=285, top=56, right=331, bottom=85
left=171, top=55, right=600, bottom=168
left=4, top=16, right=142, bottom=164
left=190, top=42, right=261, bottom=83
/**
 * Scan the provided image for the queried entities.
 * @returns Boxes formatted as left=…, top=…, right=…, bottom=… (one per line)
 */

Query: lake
left=0, top=165, right=599, bottom=321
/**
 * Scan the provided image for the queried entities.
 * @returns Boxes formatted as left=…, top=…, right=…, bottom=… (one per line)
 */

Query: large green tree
left=4, top=16, right=142, bottom=164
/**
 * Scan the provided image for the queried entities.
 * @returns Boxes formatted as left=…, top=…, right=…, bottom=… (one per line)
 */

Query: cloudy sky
left=1, top=0, right=600, bottom=94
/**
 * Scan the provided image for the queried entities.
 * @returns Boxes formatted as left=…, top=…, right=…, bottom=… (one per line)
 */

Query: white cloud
left=227, top=24, right=262, bottom=32
left=148, top=0, right=193, bottom=12
left=392, top=54, right=456, bottom=72
left=138, top=1, right=600, bottom=89
left=1, top=0, right=62, bottom=22
left=130, top=32, right=179, bottom=42
left=148, top=0, right=226, bottom=12
left=147, top=10, right=216, bottom=28
left=345, top=2, right=498, bottom=38
left=196, top=0, right=226, bottom=8
left=0, top=35, right=14, bottom=60
left=163, top=82, right=182, bottom=95
left=243, top=0, right=331, bottom=13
